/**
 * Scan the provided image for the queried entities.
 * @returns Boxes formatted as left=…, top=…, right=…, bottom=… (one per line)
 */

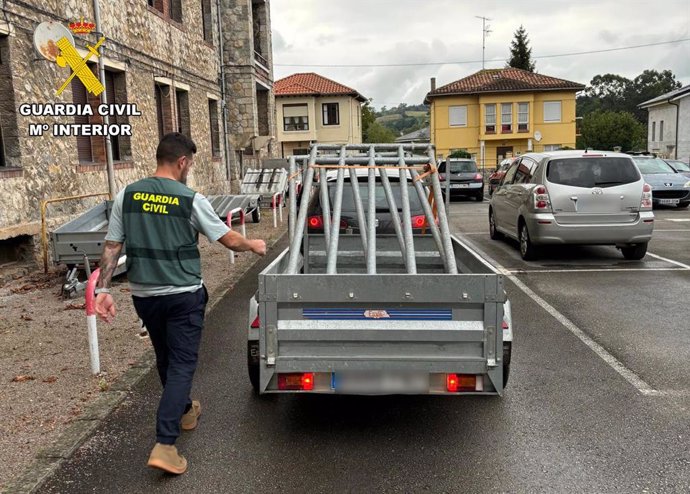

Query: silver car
left=489, top=151, right=654, bottom=261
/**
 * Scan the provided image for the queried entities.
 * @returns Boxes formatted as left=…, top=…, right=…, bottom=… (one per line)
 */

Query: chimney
left=430, top=77, right=436, bottom=91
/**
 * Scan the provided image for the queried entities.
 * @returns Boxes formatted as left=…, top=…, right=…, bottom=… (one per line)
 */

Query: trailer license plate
left=659, top=198, right=679, bottom=205
left=332, top=372, right=429, bottom=393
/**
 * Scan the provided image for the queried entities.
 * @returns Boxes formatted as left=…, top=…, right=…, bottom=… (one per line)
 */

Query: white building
left=639, top=85, right=690, bottom=162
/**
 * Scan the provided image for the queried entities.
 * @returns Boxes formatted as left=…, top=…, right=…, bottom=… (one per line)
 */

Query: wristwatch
left=94, top=287, right=111, bottom=295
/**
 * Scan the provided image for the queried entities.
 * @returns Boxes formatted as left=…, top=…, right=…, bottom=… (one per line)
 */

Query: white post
left=85, top=268, right=101, bottom=375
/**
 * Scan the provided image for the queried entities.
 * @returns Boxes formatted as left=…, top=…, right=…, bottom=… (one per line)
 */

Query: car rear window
left=438, top=160, right=477, bottom=173
left=632, top=157, right=677, bottom=174
left=546, top=158, right=640, bottom=188
left=329, top=182, right=424, bottom=212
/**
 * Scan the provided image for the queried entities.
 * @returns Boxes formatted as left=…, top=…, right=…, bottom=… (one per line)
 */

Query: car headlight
left=684, top=181, right=690, bottom=188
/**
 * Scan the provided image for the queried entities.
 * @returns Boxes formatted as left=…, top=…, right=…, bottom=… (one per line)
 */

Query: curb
left=3, top=231, right=287, bottom=494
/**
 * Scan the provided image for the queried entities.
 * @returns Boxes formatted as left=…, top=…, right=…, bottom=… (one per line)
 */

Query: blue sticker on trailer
left=302, top=308, right=452, bottom=321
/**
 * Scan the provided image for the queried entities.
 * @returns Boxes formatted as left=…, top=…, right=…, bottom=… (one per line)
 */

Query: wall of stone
left=0, top=0, right=280, bottom=265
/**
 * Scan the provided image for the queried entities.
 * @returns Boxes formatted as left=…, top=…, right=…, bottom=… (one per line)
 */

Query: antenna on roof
left=475, top=16, right=492, bottom=70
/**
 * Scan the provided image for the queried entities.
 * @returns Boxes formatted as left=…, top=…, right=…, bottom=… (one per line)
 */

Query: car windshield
left=632, top=157, right=677, bottom=174
left=329, top=182, right=424, bottom=212
left=667, top=160, right=690, bottom=172
left=439, top=160, right=477, bottom=173
left=546, top=157, right=640, bottom=188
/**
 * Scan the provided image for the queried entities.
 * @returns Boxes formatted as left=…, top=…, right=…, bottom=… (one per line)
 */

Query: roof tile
left=275, top=73, right=366, bottom=101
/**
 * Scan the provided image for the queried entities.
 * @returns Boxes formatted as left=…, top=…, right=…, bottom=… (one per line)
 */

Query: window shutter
left=72, top=78, right=92, bottom=162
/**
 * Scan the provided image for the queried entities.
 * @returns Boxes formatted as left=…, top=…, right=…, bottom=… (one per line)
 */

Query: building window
left=155, top=82, right=173, bottom=139
left=501, top=103, right=512, bottom=133
left=543, top=144, right=561, bottom=151
left=518, top=102, right=529, bottom=132
left=652, top=122, right=656, bottom=141
left=171, top=0, right=183, bottom=23
left=175, top=88, right=190, bottom=137
left=449, top=105, right=467, bottom=127
left=201, top=0, right=213, bottom=43
left=208, top=99, right=221, bottom=158
left=72, top=77, right=93, bottom=162
left=485, top=104, right=496, bottom=134
left=283, top=104, right=309, bottom=131
left=322, top=103, right=340, bottom=126
left=660, top=120, right=664, bottom=141
left=543, top=101, right=561, bottom=123
left=0, top=35, right=19, bottom=168
left=104, top=69, right=131, bottom=161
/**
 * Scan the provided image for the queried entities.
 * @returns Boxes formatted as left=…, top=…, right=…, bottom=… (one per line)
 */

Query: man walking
left=94, top=133, right=266, bottom=474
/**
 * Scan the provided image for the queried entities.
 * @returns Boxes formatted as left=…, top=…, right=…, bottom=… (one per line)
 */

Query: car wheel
left=252, top=207, right=261, bottom=223
left=677, top=202, right=689, bottom=209
left=621, top=242, right=647, bottom=260
left=247, top=340, right=260, bottom=393
left=519, top=221, right=538, bottom=261
left=475, top=191, right=484, bottom=202
left=502, top=342, right=512, bottom=389
left=489, top=208, right=503, bottom=240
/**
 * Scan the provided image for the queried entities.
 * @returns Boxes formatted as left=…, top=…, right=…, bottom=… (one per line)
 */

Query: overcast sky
left=270, top=0, right=690, bottom=109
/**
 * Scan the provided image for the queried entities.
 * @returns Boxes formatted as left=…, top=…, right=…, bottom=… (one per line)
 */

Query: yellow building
left=275, top=73, right=366, bottom=157
left=425, top=68, right=585, bottom=170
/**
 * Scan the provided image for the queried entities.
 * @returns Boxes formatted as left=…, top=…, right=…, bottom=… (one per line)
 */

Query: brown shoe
left=147, top=443, right=188, bottom=475
left=181, top=400, right=201, bottom=431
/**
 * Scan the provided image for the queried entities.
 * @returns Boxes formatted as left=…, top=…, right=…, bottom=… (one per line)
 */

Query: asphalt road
left=40, top=201, right=690, bottom=493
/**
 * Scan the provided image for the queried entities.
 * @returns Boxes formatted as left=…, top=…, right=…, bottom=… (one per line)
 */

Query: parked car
left=665, top=159, right=690, bottom=179
left=489, top=150, right=654, bottom=261
left=306, top=169, right=432, bottom=234
left=438, top=159, right=484, bottom=202
left=630, top=156, right=690, bottom=209
left=488, top=158, right=516, bottom=196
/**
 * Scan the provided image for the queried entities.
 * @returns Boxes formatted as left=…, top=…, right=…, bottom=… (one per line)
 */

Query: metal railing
left=286, top=144, right=458, bottom=275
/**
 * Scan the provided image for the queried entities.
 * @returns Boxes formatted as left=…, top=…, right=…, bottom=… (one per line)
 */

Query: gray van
left=489, top=151, right=654, bottom=260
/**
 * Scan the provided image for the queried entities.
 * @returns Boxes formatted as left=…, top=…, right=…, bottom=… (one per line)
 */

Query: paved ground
left=39, top=201, right=690, bottom=493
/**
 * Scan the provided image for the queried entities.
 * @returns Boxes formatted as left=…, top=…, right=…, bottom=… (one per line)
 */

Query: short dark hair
left=156, top=133, right=197, bottom=163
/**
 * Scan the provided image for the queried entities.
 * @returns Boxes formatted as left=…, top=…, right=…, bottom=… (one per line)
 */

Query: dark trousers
left=133, top=286, right=208, bottom=445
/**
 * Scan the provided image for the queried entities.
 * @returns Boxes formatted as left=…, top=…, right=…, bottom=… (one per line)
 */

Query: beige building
left=275, top=73, right=366, bottom=157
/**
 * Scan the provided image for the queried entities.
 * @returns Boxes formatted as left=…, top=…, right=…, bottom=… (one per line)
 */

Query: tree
left=448, top=150, right=472, bottom=159
left=361, top=99, right=376, bottom=141
left=577, top=111, right=647, bottom=152
left=364, top=121, right=396, bottom=143
left=577, top=70, right=682, bottom=123
left=507, top=25, right=535, bottom=72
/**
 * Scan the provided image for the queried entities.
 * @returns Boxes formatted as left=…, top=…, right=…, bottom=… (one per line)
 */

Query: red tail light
left=278, top=373, right=314, bottom=391
left=307, top=216, right=348, bottom=230
left=250, top=315, right=260, bottom=328
left=533, top=185, right=551, bottom=210
left=502, top=320, right=509, bottom=330
left=308, top=215, right=323, bottom=229
left=411, top=215, right=427, bottom=228
left=641, top=183, right=652, bottom=209
left=446, top=374, right=477, bottom=392
left=474, top=173, right=483, bottom=181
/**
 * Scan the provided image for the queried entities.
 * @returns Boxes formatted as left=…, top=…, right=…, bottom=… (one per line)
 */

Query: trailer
left=247, top=144, right=513, bottom=396
left=241, top=167, right=289, bottom=208
left=206, top=194, right=262, bottom=223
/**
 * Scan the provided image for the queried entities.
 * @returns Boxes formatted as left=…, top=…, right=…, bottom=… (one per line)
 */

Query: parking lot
left=39, top=199, right=690, bottom=493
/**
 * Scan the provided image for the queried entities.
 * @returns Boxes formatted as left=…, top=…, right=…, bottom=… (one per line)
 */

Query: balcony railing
left=254, top=51, right=269, bottom=69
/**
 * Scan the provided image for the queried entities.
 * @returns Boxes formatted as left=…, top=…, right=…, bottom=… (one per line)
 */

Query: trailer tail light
left=307, top=216, right=348, bottom=230
left=411, top=215, right=427, bottom=228
left=446, top=374, right=478, bottom=392
left=641, top=183, right=653, bottom=209
left=533, top=185, right=551, bottom=210
left=250, top=316, right=260, bottom=329
left=474, top=173, right=483, bottom=181
left=278, top=373, right=314, bottom=391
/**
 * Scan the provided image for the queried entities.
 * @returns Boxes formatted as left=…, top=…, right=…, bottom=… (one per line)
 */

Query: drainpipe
left=216, top=0, right=234, bottom=189
left=668, top=98, right=680, bottom=159
left=92, top=0, right=116, bottom=199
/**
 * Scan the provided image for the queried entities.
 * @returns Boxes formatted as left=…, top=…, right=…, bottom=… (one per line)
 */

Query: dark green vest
left=122, top=177, right=201, bottom=286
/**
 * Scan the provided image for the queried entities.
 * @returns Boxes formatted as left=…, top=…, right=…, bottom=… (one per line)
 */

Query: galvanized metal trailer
left=241, top=167, right=289, bottom=208
left=247, top=144, right=513, bottom=396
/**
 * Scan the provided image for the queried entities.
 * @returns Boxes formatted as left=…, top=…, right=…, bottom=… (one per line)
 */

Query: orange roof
left=426, top=68, right=584, bottom=101
left=275, top=73, right=367, bottom=101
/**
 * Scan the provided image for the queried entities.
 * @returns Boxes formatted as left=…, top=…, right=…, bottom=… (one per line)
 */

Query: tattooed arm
left=97, top=240, right=124, bottom=289
left=95, top=240, right=123, bottom=323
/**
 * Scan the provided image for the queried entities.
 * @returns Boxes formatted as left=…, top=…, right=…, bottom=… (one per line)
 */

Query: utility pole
left=475, top=16, right=492, bottom=70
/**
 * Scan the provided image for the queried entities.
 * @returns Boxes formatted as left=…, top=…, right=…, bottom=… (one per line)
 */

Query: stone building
left=0, top=0, right=275, bottom=269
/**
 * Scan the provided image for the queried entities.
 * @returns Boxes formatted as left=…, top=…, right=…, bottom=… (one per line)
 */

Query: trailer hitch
left=61, top=253, right=91, bottom=299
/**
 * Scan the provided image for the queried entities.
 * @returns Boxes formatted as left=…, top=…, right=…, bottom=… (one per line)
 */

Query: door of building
left=496, top=146, right=513, bottom=169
